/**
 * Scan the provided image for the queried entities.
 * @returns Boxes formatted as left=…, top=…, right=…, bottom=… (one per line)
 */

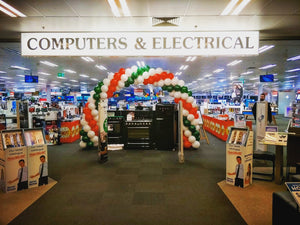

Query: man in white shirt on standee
left=30, top=155, right=48, bottom=186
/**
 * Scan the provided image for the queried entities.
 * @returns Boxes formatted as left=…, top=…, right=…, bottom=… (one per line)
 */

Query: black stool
left=253, top=150, right=275, bottom=181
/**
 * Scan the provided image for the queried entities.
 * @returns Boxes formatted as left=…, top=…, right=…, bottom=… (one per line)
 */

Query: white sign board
left=21, top=32, right=259, bottom=56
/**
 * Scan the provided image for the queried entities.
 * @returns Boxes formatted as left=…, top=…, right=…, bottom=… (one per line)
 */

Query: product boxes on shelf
left=0, top=130, right=28, bottom=193
left=226, top=127, right=253, bottom=188
left=24, top=128, right=48, bottom=188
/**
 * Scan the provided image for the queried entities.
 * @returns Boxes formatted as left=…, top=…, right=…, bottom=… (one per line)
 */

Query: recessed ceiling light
left=259, top=64, right=276, bottom=70
left=70, top=80, right=78, bottom=82
left=58, top=77, right=66, bottom=79
left=81, top=57, right=94, bottom=62
left=95, top=65, right=107, bottom=71
left=0, top=71, right=6, bottom=73
left=0, top=0, right=26, bottom=17
left=52, top=81, right=60, bottom=83
left=40, top=61, right=58, bottom=67
left=38, top=72, right=51, bottom=76
left=227, top=60, right=242, bottom=66
left=250, top=77, right=259, bottom=80
left=241, top=71, right=253, bottom=75
left=64, top=69, right=76, bottom=74
left=17, top=75, right=25, bottom=77
left=204, top=74, right=212, bottom=77
left=286, top=68, right=300, bottom=72
left=119, top=0, right=131, bottom=16
left=108, top=0, right=121, bottom=17
left=213, top=69, right=224, bottom=73
left=90, top=78, right=98, bottom=81
left=231, top=0, right=251, bottom=15
left=287, top=55, right=300, bottom=61
left=285, top=75, right=298, bottom=79
left=10, top=65, right=30, bottom=70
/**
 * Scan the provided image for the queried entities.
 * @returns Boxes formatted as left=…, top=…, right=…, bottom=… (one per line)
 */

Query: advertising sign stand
left=98, top=100, right=108, bottom=163
left=226, top=127, right=253, bottom=188
left=256, top=102, right=268, bottom=152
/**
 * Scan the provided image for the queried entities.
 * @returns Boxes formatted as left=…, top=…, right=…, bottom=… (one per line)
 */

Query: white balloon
left=103, top=78, right=110, bottom=86
left=192, top=119, right=199, bottom=126
left=156, top=68, right=163, bottom=74
left=121, top=74, right=128, bottom=82
left=87, top=130, right=95, bottom=138
left=174, top=91, right=181, bottom=99
left=100, top=92, right=107, bottom=99
left=93, top=141, right=98, bottom=147
left=183, top=109, right=189, bottom=117
left=108, top=73, right=114, bottom=80
left=125, top=68, right=132, bottom=75
left=91, top=136, right=98, bottom=143
left=183, top=126, right=188, bottom=131
left=187, top=114, right=195, bottom=121
left=192, top=102, right=197, bottom=108
left=196, top=125, right=200, bottom=131
left=83, top=125, right=91, bottom=132
left=137, top=76, right=144, bottom=84
left=131, top=65, right=138, bottom=73
left=181, top=93, right=188, bottom=100
left=178, top=80, right=185, bottom=87
left=90, top=90, right=95, bottom=96
left=88, top=103, right=96, bottom=110
left=87, top=97, right=94, bottom=103
left=192, top=141, right=200, bottom=148
left=158, top=80, right=164, bottom=87
left=169, top=90, right=175, bottom=97
left=164, top=78, right=171, bottom=86
left=171, top=77, right=179, bottom=86
left=80, top=119, right=88, bottom=126
left=79, top=141, right=87, bottom=148
left=187, top=96, right=194, bottom=103
left=142, top=71, right=149, bottom=78
left=134, top=79, right=139, bottom=85
left=101, top=85, right=108, bottom=93
left=94, top=116, right=99, bottom=121
left=91, top=109, right=98, bottom=117
left=184, top=130, right=192, bottom=137
left=118, top=80, right=125, bottom=88
left=148, top=68, right=156, bottom=76
left=153, top=82, right=158, bottom=86
left=188, top=135, right=196, bottom=143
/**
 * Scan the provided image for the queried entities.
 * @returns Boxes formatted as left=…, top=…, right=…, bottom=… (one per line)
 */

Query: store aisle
left=8, top=134, right=246, bottom=225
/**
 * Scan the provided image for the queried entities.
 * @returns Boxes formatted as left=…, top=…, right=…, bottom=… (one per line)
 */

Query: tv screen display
left=25, top=75, right=38, bottom=83
left=260, top=74, right=274, bottom=82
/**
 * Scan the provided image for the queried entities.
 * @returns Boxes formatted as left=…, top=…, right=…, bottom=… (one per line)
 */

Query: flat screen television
left=260, top=74, right=274, bottom=82
left=25, top=75, right=39, bottom=83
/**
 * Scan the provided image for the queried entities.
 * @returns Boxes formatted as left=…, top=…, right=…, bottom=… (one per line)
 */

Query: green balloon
left=79, top=130, right=86, bottom=136
left=162, top=85, right=167, bottom=90
left=181, top=86, right=188, bottom=93
left=174, top=85, right=181, bottom=92
left=166, top=85, right=173, bottom=92
left=82, top=136, right=90, bottom=143
left=189, top=125, right=196, bottom=133
left=128, top=77, right=134, bottom=84
left=137, top=68, right=142, bottom=75
left=196, top=136, right=200, bottom=141
left=125, top=81, right=130, bottom=87
left=87, top=141, right=94, bottom=147
left=93, top=93, right=100, bottom=100
left=146, top=65, right=150, bottom=71
left=98, top=81, right=104, bottom=87
left=193, top=130, right=200, bottom=138
left=94, top=86, right=101, bottom=94
left=188, top=91, right=193, bottom=96
left=183, top=119, right=191, bottom=127
left=132, top=72, right=138, bottom=79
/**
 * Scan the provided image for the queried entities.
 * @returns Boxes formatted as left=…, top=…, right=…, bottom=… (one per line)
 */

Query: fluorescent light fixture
left=0, top=71, right=6, bottom=73
left=259, top=64, right=276, bottom=70
left=286, top=68, right=300, bottom=72
left=197, top=78, right=203, bottom=81
left=250, top=77, right=259, bottom=80
left=80, top=82, right=87, bottom=84
left=58, top=77, right=66, bottom=79
left=204, top=74, right=212, bottom=77
left=241, top=71, right=253, bottom=75
left=258, top=45, right=274, bottom=54
left=213, top=68, right=224, bottom=73
left=80, top=74, right=89, bottom=78
left=231, top=0, right=251, bottom=15
left=95, top=65, right=107, bottom=71
left=108, top=0, right=121, bottom=17
left=38, top=72, right=51, bottom=75
left=39, top=78, right=46, bottom=81
left=179, top=65, right=184, bottom=70
left=182, top=65, right=189, bottom=70
left=11, top=65, right=30, bottom=70
left=17, top=75, right=25, bottom=77
left=64, top=69, right=76, bottom=74
left=285, top=75, right=298, bottom=79
left=90, top=78, right=98, bottom=81
left=186, top=56, right=192, bottom=62
left=0, top=6, right=16, bottom=17
left=230, top=76, right=238, bottom=80
left=70, top=80, right=78, bottom=82
left=81, top=56, right=94, bottom=62
left=52, top=81, right=60, bottom=84
left=1, top=76, right=12, bottom=79
left=287, top=55, right=300, bottom=61
left=175, top=72, right=182, bottom=76
left=119, top=0, right=131, bottom=16
left=190, top=56, right=197, bottom=62
left=40, top=61, right=58, bottom=67
left=221, top=0, right=239, bottom=15
left=220, top=79, right=226, bottom=82
left=227, top=60, right=242, bottom=66
left=0, top=0, right=26, bottom=17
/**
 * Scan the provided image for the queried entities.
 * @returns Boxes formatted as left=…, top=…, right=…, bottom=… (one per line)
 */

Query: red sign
left=10, top=92, right=14, bottom=97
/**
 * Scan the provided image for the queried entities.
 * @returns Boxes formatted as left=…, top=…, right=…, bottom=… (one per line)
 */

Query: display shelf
left=291, top=102, right=300, bottom=128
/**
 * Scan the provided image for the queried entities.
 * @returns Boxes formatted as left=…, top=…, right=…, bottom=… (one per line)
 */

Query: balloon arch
left=79, top=65, right=201, bottom=150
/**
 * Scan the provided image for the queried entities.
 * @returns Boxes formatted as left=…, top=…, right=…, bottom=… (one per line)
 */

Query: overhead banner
left=21, top=31, right=259, bottom=56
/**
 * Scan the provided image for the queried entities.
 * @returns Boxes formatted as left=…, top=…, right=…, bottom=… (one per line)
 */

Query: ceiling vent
left=152, top=17, right=180, bottom=27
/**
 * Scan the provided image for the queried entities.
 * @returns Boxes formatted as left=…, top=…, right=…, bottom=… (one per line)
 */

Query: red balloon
left=183, top=135, right=188, bottom=142
left=161, top=72, right=167, bottom=79
left=107, top=90, right=114, bottom=98
left=184, top=141, right=192, bottom=148
left=148, top=76, right=154, bottom=84
left=143, top=79, right=148, bottom=85
left=85, top=102, right=89, bottom=107
left=90, top=119, right=97, bottom=127
left=85, top=114, right=92, bottom=122
left=174, top=98, right=179, bottom=103
left=85, top=107, right=91, bottom=114
left=119, top=68, right=125, bottom=74
left=110, top=78, right=118, bottom=87
left=114, top=72, right=122, bottom=80
left=169, top=73, right=174, bottom=79
left=195, top=114, right=199, bottom=119
left=186, top=103, right=192, bottom=110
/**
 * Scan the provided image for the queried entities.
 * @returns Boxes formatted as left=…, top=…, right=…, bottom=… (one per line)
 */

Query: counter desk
left=60, top=119, right=80, bottom=143
left=202, top=114, right=252, bottom=141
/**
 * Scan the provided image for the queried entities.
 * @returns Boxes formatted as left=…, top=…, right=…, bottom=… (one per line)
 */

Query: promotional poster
left=256, top=102, right=268, bottom=151
left=1, top=130, right=25, bottom=149
left=28, top=144, right=48, bottom=188
left=285, top=182, right=300, bottom=208
left=24, top=129, right=45, bottom=146
left=226, top=128, right=253, bottom=188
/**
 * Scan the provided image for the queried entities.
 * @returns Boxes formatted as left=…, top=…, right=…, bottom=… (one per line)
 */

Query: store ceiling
left=0, top=0, right=300, bottom=95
